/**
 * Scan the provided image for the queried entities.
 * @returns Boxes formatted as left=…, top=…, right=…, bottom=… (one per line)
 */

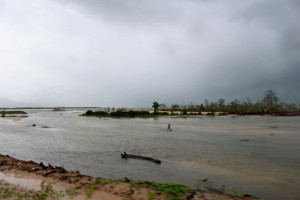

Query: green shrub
left=85, top=110, right=93, bottom=115
left=157, top=183, right=189, bottom=199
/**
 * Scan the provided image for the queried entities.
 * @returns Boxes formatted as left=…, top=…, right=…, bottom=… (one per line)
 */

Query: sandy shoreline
left=1, top=116, right=28, bottom=121
left=0, top=154, right=258, bottom=200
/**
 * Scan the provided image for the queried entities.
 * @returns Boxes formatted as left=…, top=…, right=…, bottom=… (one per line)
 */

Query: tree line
left=153, top=90, right=300, bottom=116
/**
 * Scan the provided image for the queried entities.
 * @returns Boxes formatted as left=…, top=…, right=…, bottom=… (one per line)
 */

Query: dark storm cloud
left=0, top=0, right=299, bottom=107
left=231, top=0, right=300, bottom=103
left=62, top=0, right=183, bottom=24
left=62, top=0, right=300, bottom=104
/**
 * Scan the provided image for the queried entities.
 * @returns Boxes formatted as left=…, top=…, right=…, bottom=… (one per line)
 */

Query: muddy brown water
left=0, top=109, right=299, bottom=200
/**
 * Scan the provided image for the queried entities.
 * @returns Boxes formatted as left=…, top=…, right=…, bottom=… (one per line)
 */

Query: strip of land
left=0, top=154, right=258, bottom=200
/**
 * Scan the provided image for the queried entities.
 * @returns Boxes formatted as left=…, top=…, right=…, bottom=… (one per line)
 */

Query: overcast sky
left=0, top=0, right=299, bottom=107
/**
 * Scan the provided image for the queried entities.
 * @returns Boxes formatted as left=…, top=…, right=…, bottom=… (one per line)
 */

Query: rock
left=124, top=177, right=130, bottom=183
left=55, top=166, right=67, bottom=173
left=39, top=162, right=47, bottom=169
left=186, top=191, right=196, bottom=200
left=48, top=163, right=54, bottom=169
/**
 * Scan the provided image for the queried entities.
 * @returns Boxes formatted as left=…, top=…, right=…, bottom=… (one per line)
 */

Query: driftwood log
left=121, top=152, right=161, bottom=164
left=240, top=139, right=249, bottom=142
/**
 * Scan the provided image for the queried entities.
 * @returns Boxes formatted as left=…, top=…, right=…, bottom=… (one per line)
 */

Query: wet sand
left=2, top=116, right=27, bottom=121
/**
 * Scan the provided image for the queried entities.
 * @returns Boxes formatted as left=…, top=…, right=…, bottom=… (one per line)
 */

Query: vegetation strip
left=82, top=91, right=300, bottom=119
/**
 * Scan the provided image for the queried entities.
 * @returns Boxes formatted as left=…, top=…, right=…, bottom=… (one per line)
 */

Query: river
left=0, top=108, right=299, bottom=199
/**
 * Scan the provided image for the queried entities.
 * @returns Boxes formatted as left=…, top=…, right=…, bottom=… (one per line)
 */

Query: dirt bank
left=0, top=154, right=258, bottom=200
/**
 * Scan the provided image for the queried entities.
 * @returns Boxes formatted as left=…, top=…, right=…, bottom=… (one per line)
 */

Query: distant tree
left=204, top=99, right=209, bottom=106
left=199, top=104, right=205, bottom=111
left=232, top=98, right=240, bottom=104
left=159, top=103, right=168, bottom=110
left=204, top=99, right=210, bottom=111
left=152, top=101, right=160, bottom=112
left=228, top=99, right=241, bottom=114
left=182, top=107, right=187, bottom=115
left=179, top=104, right=185, bottom=110
left=170, top=104, right=180, bottom=111
left=209, top=102, right=216, bottom=115
left=187, top=102, right=195, bottom=111
left=262, top=90, right=279, bottom=105
left=246, top=98, right=252, bottom=104
left=218, top=98, right=225, bottom=107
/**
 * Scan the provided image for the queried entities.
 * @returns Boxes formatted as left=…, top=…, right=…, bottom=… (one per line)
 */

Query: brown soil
left=0, top=154, right=257, bottom=200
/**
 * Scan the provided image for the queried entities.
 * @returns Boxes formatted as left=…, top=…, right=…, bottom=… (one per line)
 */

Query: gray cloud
left=0, top=0, right=299, bottom=107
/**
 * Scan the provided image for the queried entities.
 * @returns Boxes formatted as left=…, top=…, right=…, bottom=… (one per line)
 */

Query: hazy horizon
left=1, top=0, right=299, bottom=107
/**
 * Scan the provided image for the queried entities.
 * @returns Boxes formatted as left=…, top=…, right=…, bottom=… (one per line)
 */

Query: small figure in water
left=167, top=124, right=172, bottom=131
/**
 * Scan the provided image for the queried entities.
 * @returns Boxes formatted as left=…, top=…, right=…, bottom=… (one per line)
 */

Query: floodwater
left=0, top=109, right=299, bottom=200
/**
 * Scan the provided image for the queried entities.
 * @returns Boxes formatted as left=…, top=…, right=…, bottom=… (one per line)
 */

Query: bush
left=86, top=110, right=93, bottom=115
left=93, top=111, right=108, bottom=116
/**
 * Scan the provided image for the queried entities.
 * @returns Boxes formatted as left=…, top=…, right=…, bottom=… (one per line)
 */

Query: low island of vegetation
left=81, top=109, right=171, bottom=118
left=82, top=90, right=300, bottom=118
left=1, top=110, right=28, bottom=120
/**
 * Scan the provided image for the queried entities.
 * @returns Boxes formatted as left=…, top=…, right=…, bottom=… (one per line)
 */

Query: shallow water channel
left=0, top=109, right=299, bottom=200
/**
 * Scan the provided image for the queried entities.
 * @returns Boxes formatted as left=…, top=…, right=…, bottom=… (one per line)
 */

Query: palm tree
left=152, top=101, right=160, bottom=112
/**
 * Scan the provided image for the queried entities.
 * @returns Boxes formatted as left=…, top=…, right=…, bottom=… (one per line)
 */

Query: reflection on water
left=0, top=109, right=300, bottom=200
